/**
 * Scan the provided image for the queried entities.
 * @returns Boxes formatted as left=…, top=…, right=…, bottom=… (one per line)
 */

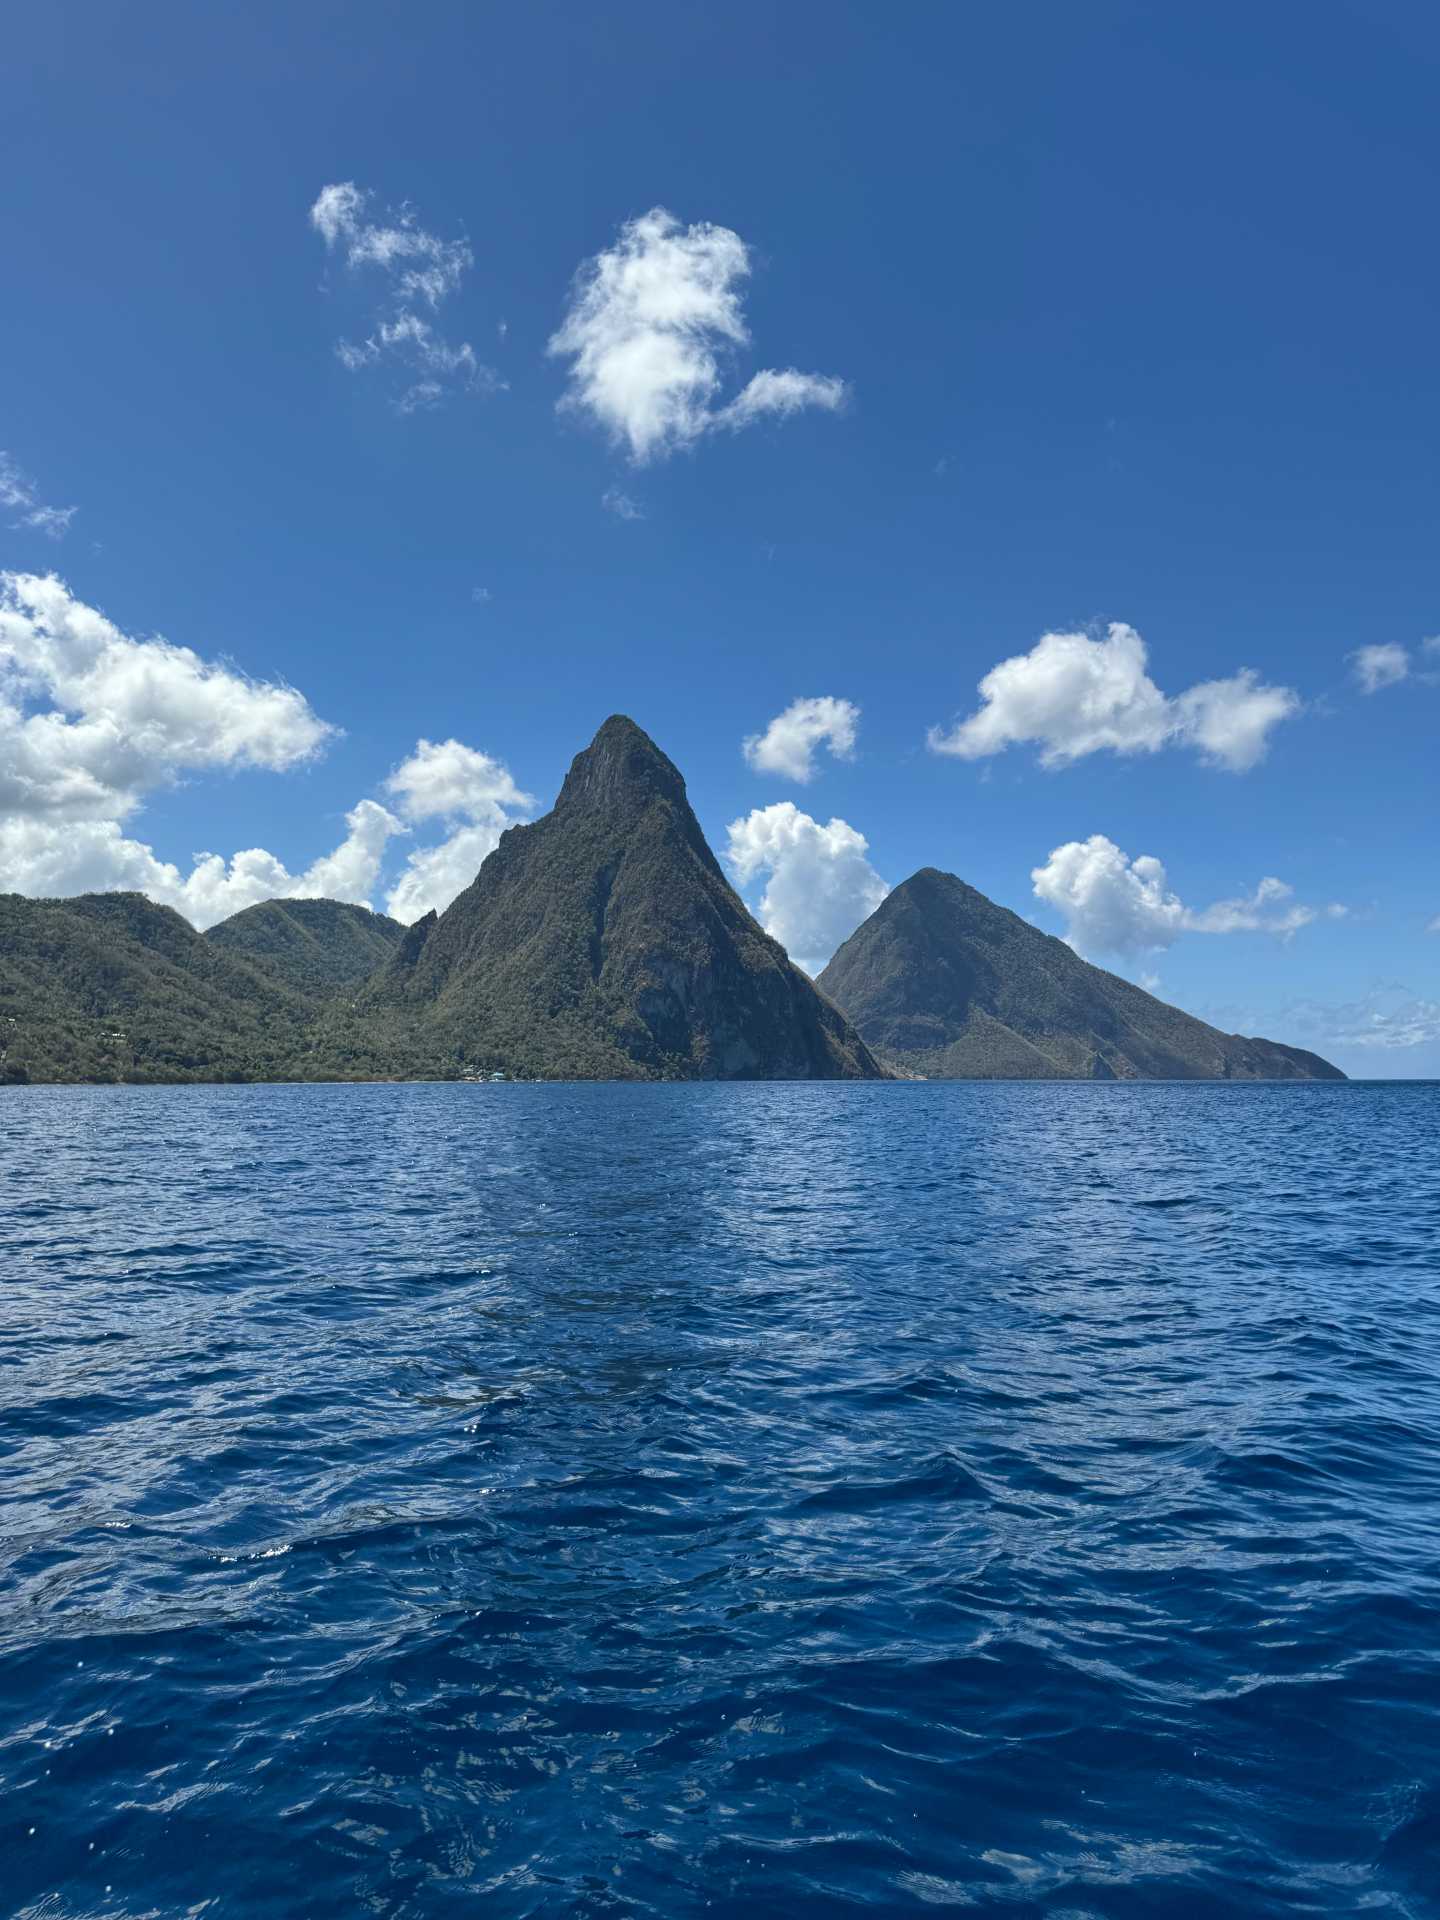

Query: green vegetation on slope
left=335, top=716, right=881, bottom=1081
left=0, top=719, right=881, bottom=1085
left=6, top=750, right=1337, bottom=1089
left=205, top=898, right=404, bottom=1000
left=0, top=892, right=321, bottom=1084
left=816, top=867, right=1344, bottom=1081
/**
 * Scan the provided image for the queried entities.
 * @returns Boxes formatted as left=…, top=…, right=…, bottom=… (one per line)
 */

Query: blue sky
left=2, top=0, right=1436, bottom=1074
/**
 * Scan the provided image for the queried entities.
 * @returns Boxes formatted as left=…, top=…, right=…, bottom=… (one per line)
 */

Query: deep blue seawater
left=2, top=1081, right=1439, bottom=1920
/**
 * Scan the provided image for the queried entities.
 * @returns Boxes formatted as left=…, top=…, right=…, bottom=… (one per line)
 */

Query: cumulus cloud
left=382, top=736, right=532, bottom=922
left=310, top=181, right=499, bottom=411
left=0, top=572, right=399, bottom=926
left=1031, top=834, right=1345, bottom=956
left=548, top=207, right=847, bottom=464
left=385, top=736, right=529, bottom=825
left=1, top=452, right=76, bottom=541
left=0, top=803, right=401, bottom=931
left=725, top=801, right=888, bottom=975
left=1349, top=642, right=1410, bottom=694
left=928, top=623, right=1299, bottom=773
left=0, top=575, right=534, bottom=930
left=0, top=572, right=331, bottom=824
left=743, top=695, right=860, bottom=783
left=384, top=824, right=499, bottom=925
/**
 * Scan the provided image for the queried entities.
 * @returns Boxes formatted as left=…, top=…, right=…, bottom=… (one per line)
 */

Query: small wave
left=1, top=1077, right=1435, bottom=1919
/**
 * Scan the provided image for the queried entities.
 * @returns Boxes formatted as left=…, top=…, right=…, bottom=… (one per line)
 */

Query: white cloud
left=384, top=823, right=499, bottom=926
left=0, top=575, right=533, bottom=931
left=1032, top=834, right=1343, bottom=956
left=381, top=736, right=532, bottom=922
left=310, top=181, right=499, bottom=410
left=1, top=452, right=76, bottom=541
left=720, top=369, right=848, bottom=429
left=0, top=572, right=392, bottom=928
left=725, top=801, right=888, bottom=975
left=601, top=486, right=645, bottom=521
left=548, top=207, right=847, bottom=464
left=1033, top=838, right=1187, bottom=953
left=1350, top=642, right=1410, bottom=694
left=1171, top=674, right=1300, bottom=773
left=0, top=572, right=331, bottom=823
left=743, top=695, right=860, bottom=783
left=310, top=181, right=470, bottom=305
left=928, top=623, right=1299, bottom=773
left=384, top=736, right=530, bottom=824
left=0, top=803, right=401, bottom=932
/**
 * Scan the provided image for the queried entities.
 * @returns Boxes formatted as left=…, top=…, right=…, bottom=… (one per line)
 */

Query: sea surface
left=2, top=1082, right=1438, bottom=1920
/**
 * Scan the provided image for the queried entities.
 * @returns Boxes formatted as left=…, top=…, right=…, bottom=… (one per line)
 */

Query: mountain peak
left=354, top=715, right=881, bottom=1081
left=819, top=868, right=1343, bottom=1082
left=205, top=897, right=404, bottom=996
left=555, top=715, right=689, bottom=818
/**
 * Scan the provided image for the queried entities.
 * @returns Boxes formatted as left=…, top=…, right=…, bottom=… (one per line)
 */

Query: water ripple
left=2, top=1080, right=1438, bottom=1918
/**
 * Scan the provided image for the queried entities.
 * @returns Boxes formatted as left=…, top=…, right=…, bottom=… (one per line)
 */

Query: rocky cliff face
left=817, top=867, right=1344, bottom=1081
left=357, top=715, right=883, bottom=1080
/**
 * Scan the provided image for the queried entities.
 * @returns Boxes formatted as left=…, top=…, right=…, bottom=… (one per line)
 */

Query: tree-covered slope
left=816, top=868, right=1344, bottom=1081
left=339, top=715, right=882, bottom=1081
left=205, top=898, right=404, bottom=999
left=0, top=892, right=320, bottom=1083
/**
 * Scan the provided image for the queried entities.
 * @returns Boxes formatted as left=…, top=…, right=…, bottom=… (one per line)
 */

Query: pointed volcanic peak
left=816, top=867, right=1344, bottom=1081
left=554, top=712, right=694, bottom=821
left=359, top=715, right=883, bottom=1080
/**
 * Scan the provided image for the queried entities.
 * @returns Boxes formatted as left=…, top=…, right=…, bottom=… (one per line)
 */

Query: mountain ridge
left=343, top=715, right=882, bottom=1081
left=816, top=866, right=1343, bottom=1081
left=0, top=890, right=318, bottom=1083
left=0, top=739, right=1342, bottom=1087
left=1, top=718, right=882, bottom=1083
left=206, top=898, right=404, bottom=998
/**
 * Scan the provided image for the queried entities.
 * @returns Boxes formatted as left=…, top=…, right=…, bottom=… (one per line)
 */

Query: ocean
left=2, top=1081, right=1437, bottom=1918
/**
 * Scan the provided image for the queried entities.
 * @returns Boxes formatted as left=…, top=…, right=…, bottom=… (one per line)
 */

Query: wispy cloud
left=0, top=453, right=76, bottom=541
left=309, top=182, right=502, bottom=412
left=601, top=486, right=645, bottom=521
left=1285, top=989, right=1440, bottom=1051
left=549, top=207, right=847, bottom=465
left=1349, top=642, right=1409, bottom=694
left=1349, top=636, right=1440, bottom=693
